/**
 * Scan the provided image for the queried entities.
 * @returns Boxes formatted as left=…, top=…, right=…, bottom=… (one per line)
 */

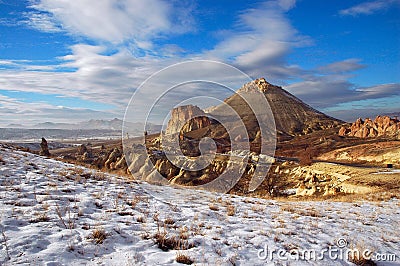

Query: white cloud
left=202, top=0, right=309, bottom=82
left=277, top=0, right=296, bottom=11
left=339, top=0, right=400, bottom=16
left=0, top=60, right=17, bottom=66
left=0, top=94, right=115, bottom=127
left=285, top=78, right=400, bottom=108
left=318, top=59, right=366, bottom=74
left=326, top=106, right=400, bottom=122
left=27, top=0, right=195, bottom=47
left=23, top=11, right=62, bottom=32
left=0, top=43, right=195, bottom=123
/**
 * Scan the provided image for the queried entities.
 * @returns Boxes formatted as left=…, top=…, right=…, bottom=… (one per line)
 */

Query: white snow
left=0, top=144, right=399, bottom=265
left=373, top=169, right=400, bottom=175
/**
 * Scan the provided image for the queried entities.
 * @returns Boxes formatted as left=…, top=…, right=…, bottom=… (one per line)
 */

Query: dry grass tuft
left=154, top=226, right=194, bottom=252
left=88, top=228, right=108, bottom=244
left=226, top=204, right=236, bottom=216
left=30, top=212, right=50, bottom=223
left=280, top=204, right=324, bottom=218
left=349, top=256, right=376, bottom=266
left=175, top=251, right=193, bottom=264
left=164, top=217, right=175, bottom=225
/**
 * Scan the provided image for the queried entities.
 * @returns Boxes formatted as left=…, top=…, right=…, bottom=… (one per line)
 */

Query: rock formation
left=291, top=167, right=346, bottom=196
left=39, top=137, right=50, bottom=156
left=105, top=148, right=122, bottom=169
left=165, top=105, right=212, bottom=135
left=339, top=116, right=400, bottom=139
left=78, top=144, right=88, bottom=155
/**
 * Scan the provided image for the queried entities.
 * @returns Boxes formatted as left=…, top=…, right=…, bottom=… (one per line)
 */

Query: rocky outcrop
left=291, top=167, right=349, bottom=196
left=339, top=116, right=400, bottom=139
left=39, top=137, right=50, bottom=156
left=104, top=148, right=125, bottom=170
left=165, top=105, right=211, bottom=135
left=318, top=141, right=400, bottom=164
left=78, top=144, right=87, bottom=155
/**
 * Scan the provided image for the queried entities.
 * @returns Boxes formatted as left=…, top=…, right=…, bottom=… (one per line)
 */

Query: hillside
left=0, top=144, right=398, bottom=265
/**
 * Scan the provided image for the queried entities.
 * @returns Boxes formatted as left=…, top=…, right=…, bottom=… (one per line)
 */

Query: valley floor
left=0, top=144, right=399, bottom=265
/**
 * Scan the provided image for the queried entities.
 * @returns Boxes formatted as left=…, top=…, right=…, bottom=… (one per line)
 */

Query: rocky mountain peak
left=237, top=77, right=274, bottom=94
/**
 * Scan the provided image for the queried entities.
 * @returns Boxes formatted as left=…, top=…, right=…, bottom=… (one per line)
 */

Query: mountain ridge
left=6, top=118, right=161, bottom=132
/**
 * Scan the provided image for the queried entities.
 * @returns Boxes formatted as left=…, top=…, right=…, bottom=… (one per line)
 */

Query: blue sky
left=0, top=0, right=399, bottom=126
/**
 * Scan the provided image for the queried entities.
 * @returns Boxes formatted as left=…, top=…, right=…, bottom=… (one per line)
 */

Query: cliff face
left=165, top=105, right=212, bottom=135
left=339, top=116, right=400, bottom=139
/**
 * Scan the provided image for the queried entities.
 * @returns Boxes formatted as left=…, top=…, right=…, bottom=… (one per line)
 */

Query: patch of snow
left=0, top=144, right=399, bottom=265
left=373, top=169, right=400, bottom=175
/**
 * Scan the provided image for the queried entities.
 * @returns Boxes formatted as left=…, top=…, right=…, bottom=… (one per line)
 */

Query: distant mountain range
left=6, top=118, right=161, bottom=132
left=1, top=119, right=162, bottom=141
left=385, top=112, right=400, bottom=118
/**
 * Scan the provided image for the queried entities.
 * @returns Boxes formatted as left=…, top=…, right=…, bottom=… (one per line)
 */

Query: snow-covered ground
left=0, top=144, right=399, bottom=265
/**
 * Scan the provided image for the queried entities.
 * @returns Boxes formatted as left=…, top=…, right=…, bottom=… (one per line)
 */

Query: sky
left=0, top=0, right=399, bottom=126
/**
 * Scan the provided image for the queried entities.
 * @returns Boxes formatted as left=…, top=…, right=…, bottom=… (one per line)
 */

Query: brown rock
left=368, top=128, right=377, bottom=138
left=105, top=148, right=121, bottom=169
left=165, top=105, right=211, bottom=135
left=361, top=126, right=369, bottom=138
left=383, top=116, right=391, bottom=130
left=209, top=78, right=342, bottom=138
left=338, top=126, right=347, bottom=136
left=39, top=137, right=50, bottom=156
left=78, top=144, right=87, bottom=155
left=341, top=115, right=400, bottom=139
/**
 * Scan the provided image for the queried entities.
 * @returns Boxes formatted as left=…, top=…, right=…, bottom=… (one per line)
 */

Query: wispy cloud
left=23, top=11, right=62, bottom=33
left=0, top=43, right=183, bottom=117
left=26, top=0, right=195, bottom=49
left=317, top=59, right=366, bottom=74
left=339, top=0, right=399, bottom=16
left=0, top=94, right=115, bottom=126
left=202, top=0, right=310, bottom=82
left=285, top=78, right=400, bottom=109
